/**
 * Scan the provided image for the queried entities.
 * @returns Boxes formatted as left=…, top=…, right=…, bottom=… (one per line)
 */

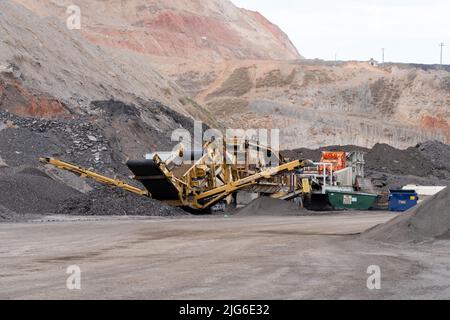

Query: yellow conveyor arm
left=40, top=157, right=149, bottom=197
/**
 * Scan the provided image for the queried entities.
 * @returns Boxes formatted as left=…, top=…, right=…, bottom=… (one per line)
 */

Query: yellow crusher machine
left=40, top=138, right=312, bottom=211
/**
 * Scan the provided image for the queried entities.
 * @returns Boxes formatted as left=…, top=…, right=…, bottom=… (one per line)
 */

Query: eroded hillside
left=167, top=59, right=450, bottom=149
left=14, top=0, right=301, bottom=61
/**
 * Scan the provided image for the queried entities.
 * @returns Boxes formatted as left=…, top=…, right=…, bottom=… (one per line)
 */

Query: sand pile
left=235, top=197, right=305, bottom=216
left=57, top=186, right=189, bottom=217
left=362, top=187, right=450, bottom=243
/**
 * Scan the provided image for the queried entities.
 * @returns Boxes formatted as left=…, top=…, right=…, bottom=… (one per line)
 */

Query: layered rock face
left=14, top=0, right=301, bottom=61
left=170, top=59, right=450, bottom=149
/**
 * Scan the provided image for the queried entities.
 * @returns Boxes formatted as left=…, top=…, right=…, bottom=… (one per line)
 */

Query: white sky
left=232, top=0, right=450, bottom=64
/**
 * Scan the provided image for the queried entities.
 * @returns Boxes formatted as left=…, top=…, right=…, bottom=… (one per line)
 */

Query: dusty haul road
left=1, top=213, right=450, bottom=300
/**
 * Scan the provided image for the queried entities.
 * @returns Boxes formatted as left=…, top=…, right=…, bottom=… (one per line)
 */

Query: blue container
left=389, top=190, right=419, bottom=212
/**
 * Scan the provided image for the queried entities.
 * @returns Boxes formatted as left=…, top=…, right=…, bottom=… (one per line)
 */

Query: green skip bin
left=327, top=190, right=378, bottom=210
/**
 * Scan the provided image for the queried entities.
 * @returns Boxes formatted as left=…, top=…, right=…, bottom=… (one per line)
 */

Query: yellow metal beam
left=40, top=157, right=149, bottom=197
left=195, top=160, right=304, bottom=201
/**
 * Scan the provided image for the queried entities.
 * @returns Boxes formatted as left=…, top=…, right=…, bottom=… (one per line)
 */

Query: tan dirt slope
left=14, top=0, right=301, bottom=61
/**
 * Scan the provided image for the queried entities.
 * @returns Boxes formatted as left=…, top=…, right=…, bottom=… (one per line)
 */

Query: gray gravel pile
left=368, top=171, right=446, bottom=190
left=235, top=197, right=305, bottom=216
left=0, top=205, right=16, bottom=221
left=0, top=110, right=117, bottom=172
left=416, top=141, right=450, bottom=179
left=91, top=99, right=209, bottom=155
left=57, top=186, right=189, bottom=217
left=362, top=187, right=450, bottom=243
left=365, top=143, right=434, bottom=177
left=0, top=108, right=195, bottom=220
left=0, top=168, right=80, bottom=214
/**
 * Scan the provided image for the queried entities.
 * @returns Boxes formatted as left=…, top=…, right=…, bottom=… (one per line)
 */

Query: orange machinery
left=319, top=152, right=347, bottom=172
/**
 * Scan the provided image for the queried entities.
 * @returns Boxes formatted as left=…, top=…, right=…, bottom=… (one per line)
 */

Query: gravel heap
left=0, top=166, right=188, bottom=219
left=362, top=187, right=450, bottom=243
left=365, top=143, right=434, bottom=177
left=0, top=110, right=116, bottom=172
left=0, top=109, right=191, bottom=220
left=417, top=141, right=450, bottom=180
left=57, top=186, right=189, bottom=217
left=0, top=205, right=16, bottom=221
left=235, top=197, right=305, bottom=216
left=0, top=168, right=80, bottom=215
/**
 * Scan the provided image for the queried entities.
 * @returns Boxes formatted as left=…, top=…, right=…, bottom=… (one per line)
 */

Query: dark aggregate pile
left=93, top=99, right=196, bottom=131
left=235, top=197, right=306, bottom=216
left=57, top=186, right=188, bottom=217
left=416, top=141, right=450, bottom=180
left=0, top=204, right=16, bottom=221
left=0, top=168, right=80, bottom=215
left=369, top=172, right=445, bottom=190
left=364, top=144, right=437, bottom=178
left=91, top=99, right=209, bottom=153
left=0, top=108, right=191, bottom=220
left=0, top=92, right=213, bottom=222
left=0, top=109, right=119, bottom=173
left=362, top=187, right=450, bottom=243
left=0, top=99, right=198, bottom=172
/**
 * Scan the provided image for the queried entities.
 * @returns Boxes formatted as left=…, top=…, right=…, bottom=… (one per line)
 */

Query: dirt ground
left=1, top=213, right=450, bottom=300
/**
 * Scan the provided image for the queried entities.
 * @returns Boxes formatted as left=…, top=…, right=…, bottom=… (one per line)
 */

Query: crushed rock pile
left=365, top=143, right=434, bottom=177
left=0, top=205, right=16, bottom=221
left=0, top=110, right=118, bottom=173
left=235, top=197, right=306, bottom=216
left=0, top=167, right=79, bottom=215
left=361, top=187, right=450, bottom=243
left=57, top=186, right=189, bottom=217
left=0, top=109, right=192, bottom=221
left=417, top=141, right=450, bottom=180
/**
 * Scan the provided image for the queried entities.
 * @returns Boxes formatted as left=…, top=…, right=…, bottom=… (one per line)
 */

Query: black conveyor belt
left=127, top=160, right=180, bottom=200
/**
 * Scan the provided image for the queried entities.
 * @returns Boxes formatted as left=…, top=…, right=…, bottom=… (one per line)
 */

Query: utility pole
left=440, top=42, right=445, bottom=65
left=381, top=48, right=385, bottom=64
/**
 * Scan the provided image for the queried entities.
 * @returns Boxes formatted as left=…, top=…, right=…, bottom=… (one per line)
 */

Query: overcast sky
left=232, top=0, right=450, bottom=64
